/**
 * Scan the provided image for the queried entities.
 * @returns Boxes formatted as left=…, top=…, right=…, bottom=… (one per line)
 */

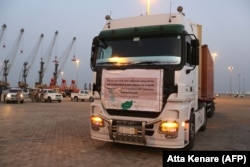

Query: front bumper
left=90, top=116, right=188, bottom=149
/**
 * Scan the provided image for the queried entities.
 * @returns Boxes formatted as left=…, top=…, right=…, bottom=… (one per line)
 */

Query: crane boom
left=0, top=24, right=7, bottom=44
left=19, top=33, right=44, bottom=88
left=51, top=37, right=76, bottom=86
left=0, top=28, right=24, bottom=87
left=0, top=24, right=7, bottom=87
left=36, top=31, right=58, bottom=87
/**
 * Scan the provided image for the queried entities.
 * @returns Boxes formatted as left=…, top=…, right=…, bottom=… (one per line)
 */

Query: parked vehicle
left=71, top=90, right=94, bottom=102
left=60, top=89, right=73, bottom=97
left=22, top=88, right=30, bottom=99
left=4, top=87, right=24, bottom=103
left=36, top=89, right=63, bottom=103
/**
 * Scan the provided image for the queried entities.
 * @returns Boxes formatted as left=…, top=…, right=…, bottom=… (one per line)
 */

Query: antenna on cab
left=168, top=1, right=172, bottom=23
left=105, top=11, right=112, bottom=29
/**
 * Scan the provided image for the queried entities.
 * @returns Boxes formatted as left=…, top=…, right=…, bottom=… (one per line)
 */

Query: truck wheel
left=200, top=107, right=207, bottom=131
left=74, top=97, right=78, bottom=101
left=184, top=112, right=195, bottom=150
left=207, top=101, right=215, bottom=118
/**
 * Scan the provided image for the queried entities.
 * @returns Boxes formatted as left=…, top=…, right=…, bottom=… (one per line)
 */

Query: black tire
left=47, top=97, right=52, bottom=103
left=207, top=101, right=215, bottom=118
left=74, top=96, right=78, bottom=102
left=184, top=112, right=195, bottom=150
left=200, top=107, right=207, bottom=131
left=89, top=97, right=94, bottom=102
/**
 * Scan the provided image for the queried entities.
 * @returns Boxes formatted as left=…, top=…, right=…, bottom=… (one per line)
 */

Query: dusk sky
left=0, top=0, right=249, bottom=93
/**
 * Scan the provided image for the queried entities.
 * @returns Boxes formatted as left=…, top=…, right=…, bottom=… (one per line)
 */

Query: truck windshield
left=96, top=35, right=181, bottom=66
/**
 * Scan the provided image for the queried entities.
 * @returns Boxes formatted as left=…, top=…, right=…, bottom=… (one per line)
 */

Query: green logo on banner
left=121, top=100, right=133, bottom=110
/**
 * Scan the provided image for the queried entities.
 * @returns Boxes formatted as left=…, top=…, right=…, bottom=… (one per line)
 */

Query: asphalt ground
left=0, top=96, right=249, bottom=167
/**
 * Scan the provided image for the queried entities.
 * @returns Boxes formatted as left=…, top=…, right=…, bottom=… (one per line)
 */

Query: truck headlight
left=159, top=121, right=178, bottom=138
left=91, top=116, right=104, bottom=130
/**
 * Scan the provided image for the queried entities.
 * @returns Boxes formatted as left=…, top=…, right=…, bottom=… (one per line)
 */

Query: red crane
left=50, top=37, right=76, bottom=88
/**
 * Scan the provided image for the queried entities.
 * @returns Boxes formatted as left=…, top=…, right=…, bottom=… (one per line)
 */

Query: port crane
left=50, top=37, right=76, bottom=87
left=19, top=33, right=44, bottom=88
left=36, top=31, right=58, bottom=88
left=0, top=24, right=7, bottom=45
left=0, top=24, right=7, bottom=88
left=0, top=28, right=24, bottom=87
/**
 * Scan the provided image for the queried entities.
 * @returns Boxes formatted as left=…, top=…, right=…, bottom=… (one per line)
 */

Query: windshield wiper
left=97, top=61, right=169, bottom=66
left=97, top=62, right=118, bottom=65
left=131, top=61, right=162, bottom=65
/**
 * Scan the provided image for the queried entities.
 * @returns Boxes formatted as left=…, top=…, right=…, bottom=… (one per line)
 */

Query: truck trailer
left=89, top=6, right=215, bottom=150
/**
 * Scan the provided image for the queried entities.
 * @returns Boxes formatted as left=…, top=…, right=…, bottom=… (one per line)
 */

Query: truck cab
left=89, top=7, right=214, bottom=150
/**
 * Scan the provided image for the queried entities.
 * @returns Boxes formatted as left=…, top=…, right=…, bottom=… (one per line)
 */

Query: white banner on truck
left=101, top=69, right=163, bottom=112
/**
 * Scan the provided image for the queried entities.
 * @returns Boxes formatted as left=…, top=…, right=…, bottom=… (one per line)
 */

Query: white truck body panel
left=105, top=13, right=187, bottom=30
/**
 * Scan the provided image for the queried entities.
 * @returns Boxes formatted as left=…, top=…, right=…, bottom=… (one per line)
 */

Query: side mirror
left=191, top=39, right=200, bottom=65
left=90, top=36, right=99, bottom=71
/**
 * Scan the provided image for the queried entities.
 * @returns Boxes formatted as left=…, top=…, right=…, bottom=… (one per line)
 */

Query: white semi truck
left=89, top=6, right=215, bottom=150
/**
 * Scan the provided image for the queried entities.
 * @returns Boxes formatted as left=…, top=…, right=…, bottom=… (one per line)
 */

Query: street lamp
left=60, top=71, right=64, bottom=79
left=212, top=52, right=218, bottom=92
left=211, top=52, right=218, bottom=62
left=146, top=0, right=151, bottom=15
left=76, top=59, right=79, bottom=87
left=238, top=74, right=241, bottom=95
left=228, top=66, right=234, bottom=96
left=243, top=78, right=245, bottom=95
left=71, top=56, right=79, bottom=87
